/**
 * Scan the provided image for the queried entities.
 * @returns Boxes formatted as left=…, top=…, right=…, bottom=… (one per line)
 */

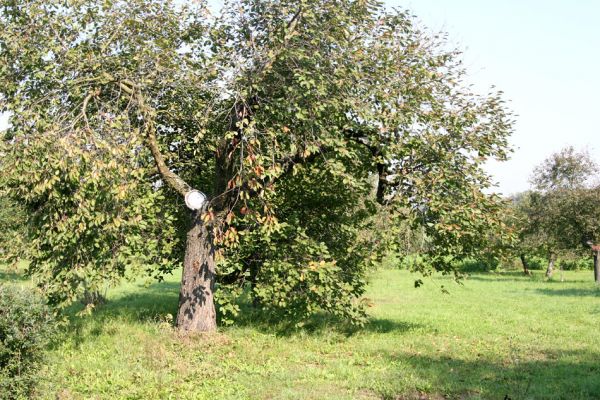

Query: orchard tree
left=0, top=0, right=514, bottom=332
left=507, top=191, right=538, bottom=275
left=524, top=147, right=600, bottom=278
left=531, top=146, right=598, bottom=191
left=510, top=190, right=562, bottom=276
left=545, top=187, right=600, bottom=281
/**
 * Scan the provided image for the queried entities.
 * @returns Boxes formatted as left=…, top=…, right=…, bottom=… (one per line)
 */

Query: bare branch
left=127, top=84, right=193, bottom=198
left=81, top=91, right=94, bottom=134
left=144, top=120, right=192, bottom=197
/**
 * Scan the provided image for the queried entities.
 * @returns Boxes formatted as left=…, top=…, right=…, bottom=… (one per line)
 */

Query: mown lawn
left=3, top=266, right=600, bottom=399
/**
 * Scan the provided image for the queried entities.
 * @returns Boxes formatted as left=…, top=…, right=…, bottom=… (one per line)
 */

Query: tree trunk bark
left=594, top=251, right=600, bottom=284
left=81, top=289, right=106, bottom=307
left=545, top=254, right=556, bottom=278
left=176, top=213, right=217, bottom=332
left=519, top=254, right=531, bottom=276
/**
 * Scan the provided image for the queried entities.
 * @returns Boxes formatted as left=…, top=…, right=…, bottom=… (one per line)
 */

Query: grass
left=3, top=266, right=600, bottom=399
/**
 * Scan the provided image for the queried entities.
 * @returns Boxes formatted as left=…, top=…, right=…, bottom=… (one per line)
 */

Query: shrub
left=559, top=257, right=592, bottom=271
left=397, top=254, right=421, bottom=270
left=0, top=285, right=58, bottom=399
left=457, top=258, right=496, bottom=272
left=397, top=255, right=499, bottom=273
left=525, top=256, right=547, bottom=270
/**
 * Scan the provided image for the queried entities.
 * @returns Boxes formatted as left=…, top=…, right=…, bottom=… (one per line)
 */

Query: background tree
left=516, top=147, right=600, bottom=278
left=509, top=191, right=534, bottom=275
left=546, top=187, right=600, bottom=281
left=510, top=190, right=559, bottom=276
left=530, top=146, right=598, bottom=191
left=0, top=0, right=514, bottom=332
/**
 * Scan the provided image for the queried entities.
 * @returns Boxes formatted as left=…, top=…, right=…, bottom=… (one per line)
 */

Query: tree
left=0, top=0, right=514, bottom=332
left=547, top=187, right=600, bottom=282
left=530, top=146, right=598, bottom=191
left=509, top=190, right=573, bottom=278
left=522, top=147, right=600, bottom=278
left=508, top=191, right=538, bottom=275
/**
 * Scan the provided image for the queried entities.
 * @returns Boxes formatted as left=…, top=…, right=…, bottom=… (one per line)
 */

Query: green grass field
left=3, top=266, right=600, bottom=399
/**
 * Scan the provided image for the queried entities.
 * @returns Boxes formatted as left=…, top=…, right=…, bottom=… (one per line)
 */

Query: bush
left=457, top=258, right=496, bottom=272
left=525, top=256, right=547, bottom=270
left=519, top=255, right=591, bottom=271
left=397, top=254, right=427, bottom=270
left=559, top=257, right=592, bottom=271
left=397, top=255, right=500, bottom=273
left=0, top=285, right=58, bottom=399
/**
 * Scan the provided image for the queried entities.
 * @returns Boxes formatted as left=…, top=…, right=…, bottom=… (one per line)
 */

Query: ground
left=2, top=266, right=600, bottom=399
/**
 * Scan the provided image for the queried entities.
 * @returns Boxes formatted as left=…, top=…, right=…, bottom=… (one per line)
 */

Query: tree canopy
left=0, top=0, right=514, bottom=330
left=530, top=146, right=598, bottom=192
left=511, top=147, right=600, bottom=277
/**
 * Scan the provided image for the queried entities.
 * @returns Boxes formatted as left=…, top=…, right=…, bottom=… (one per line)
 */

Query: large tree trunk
left=519, top=254, right=531, bottom=276
left=81, top=289, right=106, bottom=307
left=594, top=250, right=600, bottom=284
left=545, top=254, right=556, bottom=278
left=176, top=213, right=217, bottom=332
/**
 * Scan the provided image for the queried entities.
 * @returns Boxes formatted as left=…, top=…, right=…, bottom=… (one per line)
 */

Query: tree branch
left=259, top=7, right=303, bottom=75
left=80, top=91, right=95, bottom=134
left=376, top=162, right=387, bottom=205
left=343, top=127, right=389, bottom=204
left=121, top=81, right=192, bottom=198
left=145, top=120, right=192, bottom=197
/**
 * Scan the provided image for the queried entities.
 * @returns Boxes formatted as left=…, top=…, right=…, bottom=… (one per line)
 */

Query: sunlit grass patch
left=2, top=266, right=600, bottom=399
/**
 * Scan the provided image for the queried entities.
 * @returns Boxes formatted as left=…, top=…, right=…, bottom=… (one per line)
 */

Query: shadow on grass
left=0, top=267, right=29, bottom=282
left=226, top=295, right=425, bottom=337
left=106, top=280, right=181, bottom=317
left=377, top=349, right=600, bottom=399
left=466, top=271, right=590, bottom=284
left=62, top=278, right=422, bottom=341
left=60, top=279, right=181, bottom=347
left=465, top=271, right=534, bottom=283
left=533, top=287, right=600, bottom=297
left=232, top=309, right=422, bottom=337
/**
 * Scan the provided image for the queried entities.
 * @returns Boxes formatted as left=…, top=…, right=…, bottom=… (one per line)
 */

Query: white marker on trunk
left=184, top=190, right=207, bottom=211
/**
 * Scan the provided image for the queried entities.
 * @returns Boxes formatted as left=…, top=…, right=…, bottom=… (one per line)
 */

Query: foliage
left=0, top=194, right=27, bottom=263
left=544, top=187, right=600, bottom=252
left=558, top=256, right=592, bottom=271
left=456, top=257, right=499, bottom=273
left=531, top=147, right=600, bottom=255
left=509, top=147, right=600, bottom=275
left=530, top=146, right=598, bottom=191
left=510, top=190, right=555, bottom=260
left=398, top=254, right=503, bottom=273
left=522, top=255, right=548, bottom=270
left=0, top=0, right=196, bottom=307
left=0, top=284, right=58, bottom=399
left=0, top=0, right=514, bottom=323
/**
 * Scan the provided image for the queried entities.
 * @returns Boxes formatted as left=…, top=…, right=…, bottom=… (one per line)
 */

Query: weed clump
left=0, top=285, right=58, bottom=399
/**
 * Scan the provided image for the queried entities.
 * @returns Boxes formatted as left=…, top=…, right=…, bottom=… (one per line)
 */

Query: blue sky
left=398, top=0, right=600, bottom=195
left=2, top=1, right=598, bottom=195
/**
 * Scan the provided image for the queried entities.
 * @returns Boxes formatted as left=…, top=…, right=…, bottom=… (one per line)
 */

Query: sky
left=397, top=0, right=600, bottom=195
left=2, top=0, right=599, bottom=196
